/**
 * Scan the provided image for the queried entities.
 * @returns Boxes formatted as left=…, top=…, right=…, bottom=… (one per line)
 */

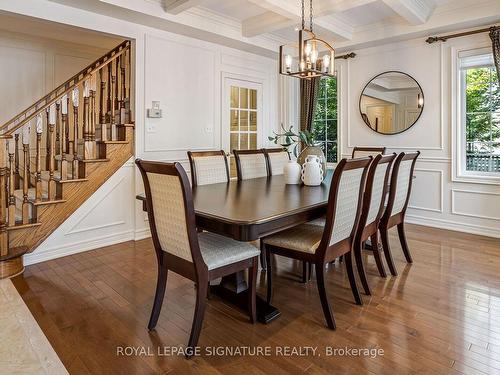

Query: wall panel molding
left=451, top=189, right=500, bottom=221
left=408, top=168, right=444, bottom=213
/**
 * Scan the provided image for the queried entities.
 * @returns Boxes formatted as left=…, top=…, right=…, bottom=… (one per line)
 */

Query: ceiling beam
left=163, top=0, right=207, bottom=15
left=381, top=0, right=436, bottom=25
left=244, top=0, right=353, bottom=40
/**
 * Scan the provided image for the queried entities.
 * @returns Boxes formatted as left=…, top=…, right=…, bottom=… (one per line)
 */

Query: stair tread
left=97, top=140, right=129, bottom=144
left=80, top=158, right=110, bottom=163
left=7, top=220, right=41, bottom=231
left=38, top=170, right=75, bottom=181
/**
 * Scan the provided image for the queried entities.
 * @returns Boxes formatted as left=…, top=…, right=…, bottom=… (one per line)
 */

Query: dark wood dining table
left=136, top=170, right=334, bottom=323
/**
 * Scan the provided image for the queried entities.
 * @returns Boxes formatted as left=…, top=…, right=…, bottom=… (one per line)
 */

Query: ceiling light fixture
left=279, top=0, right=335, bottom=79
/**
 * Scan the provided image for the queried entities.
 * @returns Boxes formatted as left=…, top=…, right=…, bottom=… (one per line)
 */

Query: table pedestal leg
left=211, top=271, right=281, bottom=324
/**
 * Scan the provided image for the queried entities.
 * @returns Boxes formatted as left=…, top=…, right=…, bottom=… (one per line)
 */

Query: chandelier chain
left=301, top=0, right=305, bottom=30
left=310, top=0, right=313, bottom=32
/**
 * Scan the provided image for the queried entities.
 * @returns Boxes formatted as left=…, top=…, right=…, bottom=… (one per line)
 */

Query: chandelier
left=279, top=0, right=336, bottom=79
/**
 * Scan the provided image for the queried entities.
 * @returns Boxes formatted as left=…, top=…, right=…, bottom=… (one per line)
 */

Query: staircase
left=0, top=40, right=134, bottom=279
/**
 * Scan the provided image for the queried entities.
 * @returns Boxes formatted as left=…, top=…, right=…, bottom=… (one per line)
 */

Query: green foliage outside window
left=465, top=66, right=500, bottom=172
left=312, top=78, right=338, bottom=163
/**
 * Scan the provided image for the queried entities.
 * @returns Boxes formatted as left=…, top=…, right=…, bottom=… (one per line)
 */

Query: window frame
left=453, top=46, right=500, bottom=185
left=312, top=76, right=339, bottom=165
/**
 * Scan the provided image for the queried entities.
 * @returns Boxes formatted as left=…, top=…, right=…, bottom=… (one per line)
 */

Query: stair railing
left=0, top=40, right=132, bottom=258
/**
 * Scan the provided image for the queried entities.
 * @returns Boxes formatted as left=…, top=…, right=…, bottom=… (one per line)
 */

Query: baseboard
left=24, top=230, right=135, bottom=266
left=134, top=227, right=151, bottom=241
left=406, top=215, right=500, bottom=239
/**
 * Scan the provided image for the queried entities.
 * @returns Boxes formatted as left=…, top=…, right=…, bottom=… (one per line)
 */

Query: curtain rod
left=335, top=52, right=356, bottom=59
left=426, top=25, right=498, bottom=44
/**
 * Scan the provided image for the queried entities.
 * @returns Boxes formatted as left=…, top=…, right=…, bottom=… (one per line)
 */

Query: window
left=459, top=51, right=500, bottom=177
left=312, top=77, right=338, bottom=163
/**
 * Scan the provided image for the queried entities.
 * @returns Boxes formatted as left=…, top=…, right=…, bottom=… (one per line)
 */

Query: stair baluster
left=111, top=64, right=117, bottom=141
left=99, top=69, right=107, bottom=142
left=59, top=95, right=68, bottom=180
left=8, top=139, right=15, bottom=227
left=0, top=136, right=8, bottom=256
left=83, top=81, right=91, bottom=159
left=14, top=133, right=20, bottom=189
left=35, top=114, right=43, bottom=202
left=48, top=103, right=56, bottom=198
left=120, top=53, right=126, bottom=125
left=72, top=88, right=79, bottom=179
left=21, top=123, right=30, bottom=224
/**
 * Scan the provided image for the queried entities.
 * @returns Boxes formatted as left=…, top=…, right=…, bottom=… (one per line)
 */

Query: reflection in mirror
left=359, top=71, right=424, bottom=135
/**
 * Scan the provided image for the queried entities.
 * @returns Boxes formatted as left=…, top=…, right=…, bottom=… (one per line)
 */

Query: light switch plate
left=147, top=108, right=162, bottom=118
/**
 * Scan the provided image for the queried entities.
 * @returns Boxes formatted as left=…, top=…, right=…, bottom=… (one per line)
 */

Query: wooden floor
left=12, top=224, right=500, bottom=375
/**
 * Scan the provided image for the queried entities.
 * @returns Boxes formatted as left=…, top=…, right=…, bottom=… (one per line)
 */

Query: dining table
left=136, top=170, right=334, bottom=323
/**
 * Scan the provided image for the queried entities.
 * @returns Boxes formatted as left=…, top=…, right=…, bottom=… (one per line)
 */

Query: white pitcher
left=301, top=155, right=324, bottom=186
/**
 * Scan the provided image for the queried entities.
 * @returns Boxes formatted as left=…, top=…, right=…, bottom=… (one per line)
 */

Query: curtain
left=299, top=77, right=320, bottom=132
left=491, top=26, right=500, bottom=82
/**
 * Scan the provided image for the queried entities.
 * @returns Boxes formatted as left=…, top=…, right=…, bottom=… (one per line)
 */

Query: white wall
left=334, top=33, right=500, bottom=238
left=0, top=30, right=108, bottom=124
left=0, top=1, right=279, bottom=264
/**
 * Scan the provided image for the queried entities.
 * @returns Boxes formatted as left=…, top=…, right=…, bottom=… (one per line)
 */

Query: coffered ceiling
left=43, top=0, right=500, bottom=56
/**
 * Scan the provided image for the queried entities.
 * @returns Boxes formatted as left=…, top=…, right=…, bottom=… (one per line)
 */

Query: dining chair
left=233, top=149, right=268, bottom=180
left=261, top=157, right=372, bottom=329
left=187, top=150, right=230, bottom=187
left=262, top=148, right=290, bottom=175
left=379, top=151, right=420, bottom=276
left=135, top=159, right=259, bottom=356
left=353, top=153, right=397, bottom=295
left=352, top=146, right=386, bottom=158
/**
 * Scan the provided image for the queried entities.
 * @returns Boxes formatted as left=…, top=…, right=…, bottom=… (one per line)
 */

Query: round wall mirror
left=359, top=71, right=424, bottom=135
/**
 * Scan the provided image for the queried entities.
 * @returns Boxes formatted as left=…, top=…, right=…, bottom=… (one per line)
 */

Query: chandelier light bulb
left=311, top=49, right=318, bottom=65
left=285, top=54, right=293, bottom=73
left=322, top=54, right=330, bottom=73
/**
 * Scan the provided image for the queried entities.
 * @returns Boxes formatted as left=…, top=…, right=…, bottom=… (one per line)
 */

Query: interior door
left=223, top=78, right=263, bottom=178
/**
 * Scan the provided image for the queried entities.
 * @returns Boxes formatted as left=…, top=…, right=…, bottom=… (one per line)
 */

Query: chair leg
left=186, top=280, right=208, bottom=358
left=397, top=222, right=413, bottom=263
left=265, top=246, right=273, bottom=304
left=260, top=240, right=266, bottom=270
left=148, top=265, right=168, bottom=331
left=344, top=251, right=363, bottom=305
left=371, top=232, right=387, bottom=278
left=308, top=262, right=313, bottom=281
left=354, top=241, right=371, bottom=296
left=301, top=261, right=308, bottom=283
left=315, top=262, right=336, bottom=330
left=380, top=226, right=398, bottom=276
left=248, top=258, right=257, bottom=323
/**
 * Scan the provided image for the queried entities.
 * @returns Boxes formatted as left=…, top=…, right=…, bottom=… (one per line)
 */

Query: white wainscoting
left=24, top=160, right=136, bottom=266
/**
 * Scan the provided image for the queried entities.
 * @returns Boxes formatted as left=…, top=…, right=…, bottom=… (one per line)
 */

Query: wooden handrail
left=0, top=40, right=131, bottom=136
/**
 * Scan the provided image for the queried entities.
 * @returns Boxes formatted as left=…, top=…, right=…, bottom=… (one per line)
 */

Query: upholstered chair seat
left=262, top=224, right=323, bottom=254
left=199, top=232, right=260, bottom=270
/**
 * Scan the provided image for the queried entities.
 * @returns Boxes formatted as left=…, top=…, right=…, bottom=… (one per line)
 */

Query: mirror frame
left=358, top=70, right=424, bottom=135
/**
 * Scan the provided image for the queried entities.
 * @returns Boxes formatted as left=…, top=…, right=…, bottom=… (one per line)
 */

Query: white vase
left=301, top=155, right=324, bottom=186
left=283, top=160, right=301, bottom=184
